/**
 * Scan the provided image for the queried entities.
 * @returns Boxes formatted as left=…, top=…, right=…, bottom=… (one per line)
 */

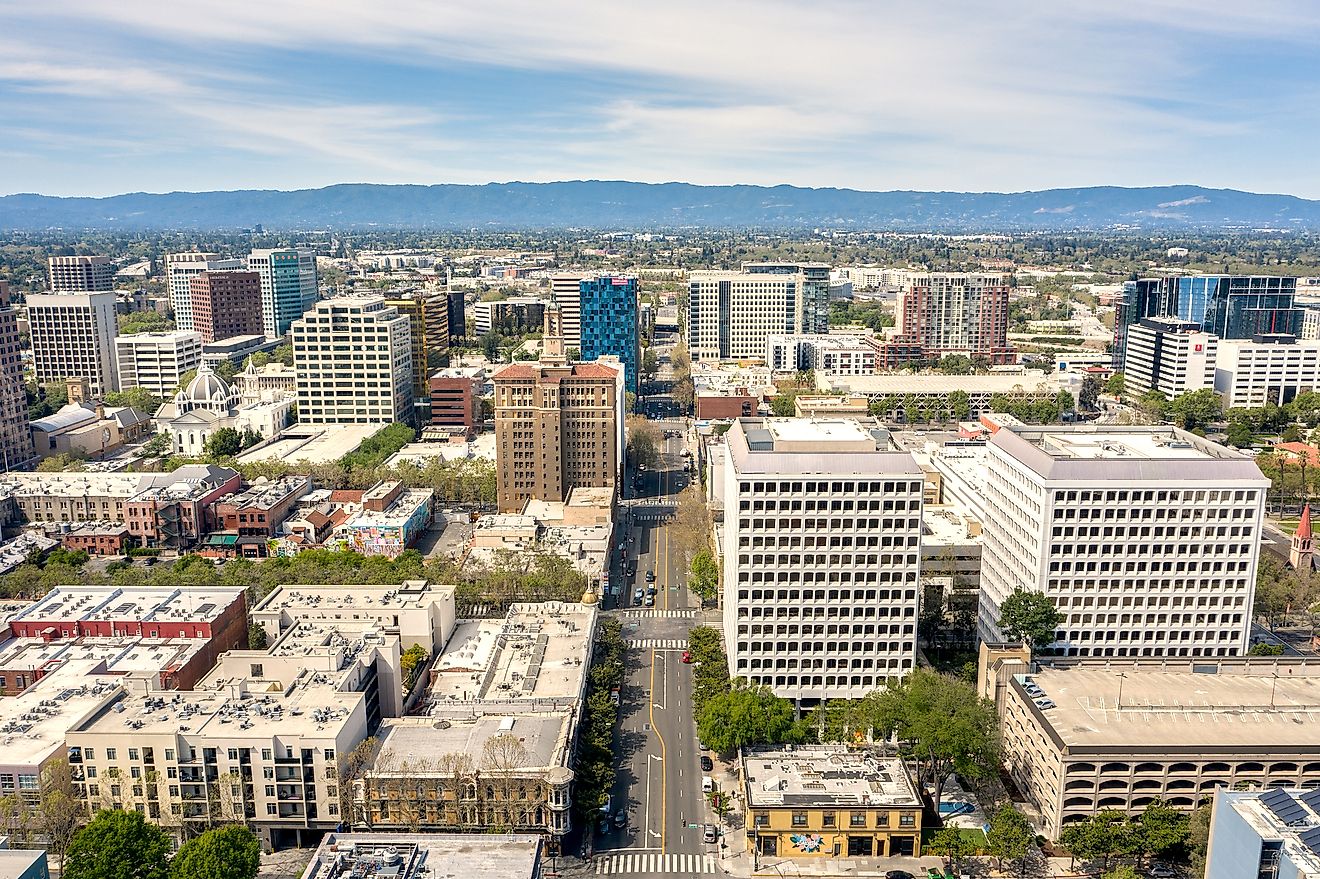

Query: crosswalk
left=625, top=638, right=688, bottom=650
left=594, top=852, right=716, bottom=874
left=620, top=609, right=699, bottom=620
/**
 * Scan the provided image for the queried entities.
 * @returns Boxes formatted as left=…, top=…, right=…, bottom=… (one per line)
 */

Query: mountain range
left=2, top=181, right=1319, bottom=231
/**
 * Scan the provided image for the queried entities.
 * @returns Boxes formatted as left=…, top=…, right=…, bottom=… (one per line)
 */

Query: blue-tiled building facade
left=579, top=275, right=639, bottom=394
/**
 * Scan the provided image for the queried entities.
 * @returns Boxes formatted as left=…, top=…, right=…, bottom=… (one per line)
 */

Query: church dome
left=177, top=364, right=238, bottom=413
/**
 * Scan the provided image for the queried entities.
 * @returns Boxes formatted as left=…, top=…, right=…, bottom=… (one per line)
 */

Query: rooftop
left=0, top=636, right=206, bottom=678
left=0, top=849, right=46, bottom=879
left=255, top=581, right=452, bottom=614
left=1016, top=663, right=1320, bottom=753
left=301, top=832, right=541, bottom=879
left=990, top=425, right=1267, bottom=483
left=0, top=532, right=58, bottom=575
left=727, top=418, right=919, bottom=477
left=743, top=745, right=921, bottom=809
left=384, top=436, right=496, bottom=469
left=0, top=661, right=123, bottom=770
left=373, top=712, right=573, bottom=775
left=13, top=585, right=245, bottom=627
left=218, top=475, right=312, bottom=511
left=234, top=424, right=387, bottom=466
left=337, top=488, right=433, bottom=530
left=1227, top=790, right=1320, bottom=877
left=818, top=372, right=1064, bottom=395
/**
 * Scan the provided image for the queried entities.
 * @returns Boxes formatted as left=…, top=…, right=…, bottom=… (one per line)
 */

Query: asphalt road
left=595, top=412, right=720, bottom=876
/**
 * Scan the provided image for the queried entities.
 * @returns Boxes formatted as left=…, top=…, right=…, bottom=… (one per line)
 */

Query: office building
left=1207, top=788, right=1320, bottom=879
left=550, top=274, right=585, bottom=349
left=688, top=263, right=830, bottom=361
left=165, top=253, right=246, bottom=332
left=26, top=291, right=118, bottom=396
left=719, top=418, right=923, bottom=704
left=1215, top=335, right=1320, bottom=408
left=385, top=291, right=450, bottom=398
left=471, top=297, right=546, bottom=336
left=291, top=297, right=414, bottom=426
left=248, top=248, right=318, bottom=338
left=0, top=283, right=34, bottom=469
left=1121, top=318, right=1217, bottom=397
left=978, top=426, right=1267, bottom=656
left=742, top=745, right=922, bottom=859
left=493, top=307, right=622, bottom=512
left=113, top=331, right=203, bottom=397
left=47, top=255, right=113, bottom=292
left=189, top=271, right=263, bottom=343
left=1000, top=660, right=1320, bottom=838
left=1303, top=307, right=1320, bottom=342
left=766, top=333, right=879, bottom=375
left=881, top=272, right=1012, bottom=365
left=578, top=275, right=640, bottom=394
left=817, top=371, right=1073, bottom=422
left=447, top=289, right=466, bottom=341
left=428, top=367, right=483, bottom=436
left=1114, top=275, right=1303, bottom=369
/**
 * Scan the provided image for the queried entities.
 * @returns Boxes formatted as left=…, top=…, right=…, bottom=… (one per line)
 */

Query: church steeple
left=1292, top=504, right=1314, bottom=571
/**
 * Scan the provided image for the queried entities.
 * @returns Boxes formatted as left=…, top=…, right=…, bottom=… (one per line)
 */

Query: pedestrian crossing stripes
left=620, top=609, right=699, bottom=619
left=625, top=638, right=688, bottom=650
left=594, top=852, right=716, bottom=874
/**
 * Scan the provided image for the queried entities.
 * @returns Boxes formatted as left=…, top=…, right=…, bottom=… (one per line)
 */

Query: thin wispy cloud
left=0, top=1, right=1317, bottom=196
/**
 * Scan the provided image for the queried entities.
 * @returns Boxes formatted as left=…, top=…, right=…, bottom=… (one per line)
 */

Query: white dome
left=177, top=364, right=238, bottom=413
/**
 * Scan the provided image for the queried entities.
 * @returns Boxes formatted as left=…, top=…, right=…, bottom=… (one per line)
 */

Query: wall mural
left=790, top=833, right=825, bottom=853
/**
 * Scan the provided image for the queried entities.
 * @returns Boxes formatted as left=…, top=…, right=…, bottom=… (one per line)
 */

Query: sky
left=2, top=0, right=1320, bottom=198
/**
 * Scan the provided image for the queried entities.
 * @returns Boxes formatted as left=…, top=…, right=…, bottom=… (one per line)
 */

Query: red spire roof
left=1299, top=504, right=1313, bottom=541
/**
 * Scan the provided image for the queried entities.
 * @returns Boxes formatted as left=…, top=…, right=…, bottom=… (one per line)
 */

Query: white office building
left=248, top=248, right=318, bottom=339
left=765, top=333, right=878, bottom=375
left=1214, top=335, right=1320, bottom=409
left=48, top=255, right=113, bottom=292
left=720, top=418, right=923, bottom=704
left=689, top=263, right=830, bottom=361
left=291, top=297, right=414, bottom=426
left=113, top=331, right=203, bottom=397
left=1122, top=318, right=1217, bottom=397
left=978, top=426, right=1267, bottom=657
left=164, top=253, right=246, bottom=332
left=27, top=292, right=118, bottom=396
left=550, top=275, right=584, bottom=350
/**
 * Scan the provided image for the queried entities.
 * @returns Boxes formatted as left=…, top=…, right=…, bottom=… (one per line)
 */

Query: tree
left=1168, top=388, right=1222, bottom=431
left=625, top=415, right=661, bottom=470
left=142, top=432, right=172, bottom=456
left=997, top=589, right=1061, bottom=650
left=1079, top=375, right=1101, bottom=411
left=937, top=354, right=974, bottom=375
left=103, top=386, right=162, bottom=413
left=63, top=809, right=170, bottom=879
left=696, top=680, right=800, bottom=753
left=1291, top=390, right=1320, bottom=427
left=203, top=427, right=242, bottom=459
left=689, top=548, right=718, bottom=603
left=985, top=805, right=1035, bottom=877
left=1102, top=868, right=1142, bottom=879
left=1226, top=421, right=1255, bottom=448
left=169, top=824, right=260, bottom=879
left=873, top=669, right=999, bottom=805
left=36, top=760, right=84, bottom=868
left=247, top=621, right=267, bottom=650
left=400, top=643, right=428, bottom=689
left=1060, top=810, right=1132, bottom=871
left=1055, top=389, right=1075, bottom=416
left=770, top=392, right=796, bottom=417
left=642, top=347, right=659, bottom=378
left=1187, top=803, right=1211, bottom=878
left=930, top=826, right=972, bottom=872
left=1105, top=371, right=1125, bottom=400
left=272, top=343, right=294, bottom=366
left=1131, top=801, right=1189, bottom=867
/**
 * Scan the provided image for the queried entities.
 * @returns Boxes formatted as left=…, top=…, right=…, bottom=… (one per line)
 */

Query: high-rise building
left=385, top=291, right=450, bottom=398
left=165, top=253, right=246, bottom=332
left=113, top=331, right=203, bottom=397
left=578, top=275, right=639, bottom=394
left=978, top=425, right=1267, bottom=657
left=189, top=271, right=263, bottom=343
left=428, top=368, right=483, bottom=436
left=688, top=263, right=830, bottom=361
left=719, top=417, right=923, bottom=704
left=447, top=289, right=466, bottom=341
left=48, top=255, right=113, bottom=292
left=0, top=282, right=35, bottom=469
left=248, top=248, right=318, bottom=338
left=881, top=272, right=1012, bottom=366
left=1113, top=275, right=1303, bottom=369
left=493, top=306, right=622, bottom=512
left=27, top=291, right=118, bottom=396
left=550, top=274, right=585, bottom=350
left=291, top=297, right=413, bottom=426
left=1122, top=317, right=1217, bottom=397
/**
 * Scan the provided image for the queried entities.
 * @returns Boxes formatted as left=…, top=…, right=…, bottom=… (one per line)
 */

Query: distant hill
left=2, top=181, right=1319, bottom=231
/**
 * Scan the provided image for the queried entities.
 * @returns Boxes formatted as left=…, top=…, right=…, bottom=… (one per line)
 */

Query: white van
left=702, top=777, right=714, bottom=793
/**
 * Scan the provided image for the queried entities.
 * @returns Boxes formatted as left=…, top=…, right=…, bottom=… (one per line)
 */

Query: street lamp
left=1115, top=672, right=1127, bottom=710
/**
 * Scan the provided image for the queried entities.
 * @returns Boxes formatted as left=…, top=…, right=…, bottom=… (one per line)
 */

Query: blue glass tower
left=579, top=275, right=639, bottom=394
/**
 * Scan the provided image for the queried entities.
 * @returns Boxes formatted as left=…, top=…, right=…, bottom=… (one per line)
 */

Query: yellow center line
left=648, top=647, right=668, bottom=852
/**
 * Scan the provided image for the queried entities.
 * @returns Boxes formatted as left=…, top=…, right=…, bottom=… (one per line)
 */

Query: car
left=644, top=594, right=655, bottom=607
left=626, top=562, right=636, bottom=577
left=700, top=755, right=713, bottom=771
left=884, top=872, right=915, bottom=879
left=613, top=809, right=627, bottom=828
left=645, top=570, right=656, bottom=582
left=610, top=687, right=621, bottom=706
left=1146, top=865, right=1180, bottom=878
left=646, top=585, right=657, bottom=597
left=681, top=650, right=693, bottom=663
left=701, top=776, right=714, bottom=793
left=633, top=588, right=644, bottom=605
left=703, top=824, right=718, bottom=844
left=699, top=740, right=710, bottom=752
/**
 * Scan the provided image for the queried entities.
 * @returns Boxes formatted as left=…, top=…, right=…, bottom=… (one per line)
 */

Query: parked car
left=645, top=570, right=656, bottom=582
left=703, top=824, right=718, bottom=844
left=644, top=594, right=655, bottom=607
left=646, top=585, right=657, bottom=597
left=1146, top=865, right=1180, bottom=878
left=702, top=777, right=714, bottom=793
left=613, top=809, right=627, bottom=828
left=700, top=755, right=713, bottom=772
left=884, top=872, right=915, bottom=879
left=633, top=588, right=644, bottom=605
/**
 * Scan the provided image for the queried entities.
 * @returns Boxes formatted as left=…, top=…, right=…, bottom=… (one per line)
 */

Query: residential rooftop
left=300, top=832, right=541, bottom=879
left=0, top=661, right=124, bottom=770
left=12, top=585, right=245, bottom=627
left=742, top=745, right=921, bottom=809
left=0, top=636, right=206, bottom=679
left=372, top=711, right=573, bottom=776
left=1017, top=663, right=1320, bottom=753
left=217, top=476, right=312, bottom=511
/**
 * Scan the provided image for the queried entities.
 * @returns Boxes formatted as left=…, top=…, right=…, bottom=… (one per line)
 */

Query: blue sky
left=2, top=0, right=1320, bottom=198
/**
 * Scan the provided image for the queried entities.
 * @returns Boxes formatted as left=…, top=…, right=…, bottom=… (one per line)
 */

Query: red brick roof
left=493, top=364, right=538, bottom=380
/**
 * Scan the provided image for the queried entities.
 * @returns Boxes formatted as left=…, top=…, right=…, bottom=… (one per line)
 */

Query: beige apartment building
left=26, top=291, right=118, bottom=396
left=291, top=297, right=414, bottom=426
left=493, top=306, right=622, bottom=512
left=48, top=255, right=113, bottom=292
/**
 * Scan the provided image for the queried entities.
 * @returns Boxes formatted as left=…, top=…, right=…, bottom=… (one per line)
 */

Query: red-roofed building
left=1275, top=442, right=1320, bottom=468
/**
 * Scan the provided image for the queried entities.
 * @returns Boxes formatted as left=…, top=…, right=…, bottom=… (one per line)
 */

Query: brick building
left=189, top=271, right=263, bottom=343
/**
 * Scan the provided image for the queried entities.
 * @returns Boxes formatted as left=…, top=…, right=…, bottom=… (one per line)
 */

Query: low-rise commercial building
left=1206, top=788, right=1320, bottom=879
left=8, top=583, right=248, bottom=645
left=300, top=833, right=542, bottom=879
left=1001, top=659, right=1320, bottom=838
left=58, top=522, right=133, bottom=556
left=1122, top=318, right=1217, bottom=397
left=123, top=465, right=242, bottom=549
left=818, top=373, right=1071, bottom=422
left=742, top=745, right=922, bottom=859
left=202, top=475, right=314, bottom=558
left=0, top=465, right=238, bottom=530
left=0, top=636, right=214, bottom=696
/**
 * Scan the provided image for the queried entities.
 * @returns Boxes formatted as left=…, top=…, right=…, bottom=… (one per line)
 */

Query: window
left=324, top=749, right=336, bottom=761
left=266, top=804, right=277, bottom=815
left=899, top=811, right=916, bottom=828
left=106, top=748, right=118, bottom=761
left=164, top=749, right=173, bottom=761
left=85, top=749, right=95, bottom=760
left=876, top=811, right=889, bottom=827
left=822, top=811, right=836, bottom=827
left=128, top=749, right=139, bottom=761
left=262, top=749, right=272, bottom=761
left=791, top=812, right=807, bottom=827
left=754, top=813, right=769, bottom=828
left=227, top=749, right=239, bottom=761
left=850, top=811, right=866, bottom=827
